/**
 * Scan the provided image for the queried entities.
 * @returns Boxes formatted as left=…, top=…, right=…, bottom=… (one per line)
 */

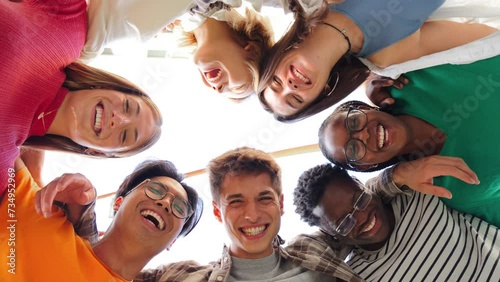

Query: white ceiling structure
left=42, top=6, right=378, bottom=267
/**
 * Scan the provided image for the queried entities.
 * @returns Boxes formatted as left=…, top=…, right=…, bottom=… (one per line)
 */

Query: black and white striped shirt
left=347, top=191, right=500, bottom=281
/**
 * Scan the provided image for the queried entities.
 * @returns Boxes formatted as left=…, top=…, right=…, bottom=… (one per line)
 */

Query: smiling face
left=319, top=177, right=394, bottom=249
left=322, top=108, right=410, bottom=169
left=261, top=41, right=336, bottom=117
left=213, top=173, right=284, bottom=259
left=62, top=89, right=159, bottom=156
left=113, top=176, right=189, bottom=252
left=194, top=39, right=255, bottom=100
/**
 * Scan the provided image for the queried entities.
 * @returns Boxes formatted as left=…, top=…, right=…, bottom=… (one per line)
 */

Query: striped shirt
left=347, top=191, right=500, bottom=281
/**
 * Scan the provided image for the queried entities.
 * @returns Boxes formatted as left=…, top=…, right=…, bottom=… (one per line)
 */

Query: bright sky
left=41, top=5, right=380, bottom=269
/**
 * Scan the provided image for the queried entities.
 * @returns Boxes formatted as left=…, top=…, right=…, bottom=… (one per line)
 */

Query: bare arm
left=369, top=21, right=497, bottom=68
left=19, top=147, right=45, bottom=187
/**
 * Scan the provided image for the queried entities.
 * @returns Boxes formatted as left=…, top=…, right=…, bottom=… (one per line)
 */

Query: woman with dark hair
left=317, top=54, right=500, bottom=227
left=1, top=1, right=163, bottom=198
left=257, top=0, right=497, bottom=122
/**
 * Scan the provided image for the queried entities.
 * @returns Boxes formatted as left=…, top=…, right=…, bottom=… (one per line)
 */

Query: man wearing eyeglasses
left=292, top=163, right=500, bottom=281
left=0, top=158, right=203, bottom=281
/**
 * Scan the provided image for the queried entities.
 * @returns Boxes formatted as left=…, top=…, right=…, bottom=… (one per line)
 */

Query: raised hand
left=365, top=74, right=408, bottom=108
left=392, top=156, right=479, bottom=199
left=35, top=173, right=96, bottom=218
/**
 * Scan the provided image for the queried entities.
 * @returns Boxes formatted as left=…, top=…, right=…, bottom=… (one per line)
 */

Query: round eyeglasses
left=332, top=191, right=372, bottom=236
left=125, top=179, right=193, bottom=219
left=344, top=108, right=368, bottom=167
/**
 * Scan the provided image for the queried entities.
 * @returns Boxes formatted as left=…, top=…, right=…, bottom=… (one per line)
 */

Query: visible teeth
left=242, top=225, right=266, bottom=236
left=362, top=215, right=376, bottom=233
left=206, top=69, right=221, bottom=82
left=141, top=210, right=165, bottom=230
left=94, top=104, right=103, bottom=134
left=292, top=67, right=310, bottom=83
left=378, top=124, right=386, bottom=149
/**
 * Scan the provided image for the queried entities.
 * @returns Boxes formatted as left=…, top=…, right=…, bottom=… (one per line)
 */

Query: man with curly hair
left=293, top=163, right=500, bottom=281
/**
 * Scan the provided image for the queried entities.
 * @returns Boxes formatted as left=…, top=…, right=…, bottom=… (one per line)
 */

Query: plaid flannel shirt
left=63, top=200, right=99, bottom=245
left=135, top=235, right=364, bottom=282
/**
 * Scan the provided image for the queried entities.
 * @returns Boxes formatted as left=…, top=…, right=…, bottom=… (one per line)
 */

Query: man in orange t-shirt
left=0, top=158, right=203, bottom=281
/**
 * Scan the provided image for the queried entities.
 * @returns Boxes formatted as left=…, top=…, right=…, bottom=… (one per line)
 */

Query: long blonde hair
left=23, top=61, right=163, bottom=158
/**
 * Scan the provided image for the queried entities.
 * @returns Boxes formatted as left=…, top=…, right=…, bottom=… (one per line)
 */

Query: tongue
left=205, top=69, right=220, bottom=79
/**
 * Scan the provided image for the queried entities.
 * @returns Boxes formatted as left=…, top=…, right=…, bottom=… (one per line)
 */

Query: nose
left=212, top=84, right=224, bottom=93
left=352, top=127, right=370, bottom=144
left=243, top=202, right=260, bottom=223
left=110, top=111, right=130, bottom=128
left=287, top=79, right=299, bottom=89
left=155, top=195, right=174, bottom=213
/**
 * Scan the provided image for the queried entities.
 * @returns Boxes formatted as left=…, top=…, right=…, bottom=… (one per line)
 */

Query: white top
left=362, top=0, right=500, bottom=78
left=81, top=0, right=323, bottom=61
left=347, top=191, right=500, bottom=281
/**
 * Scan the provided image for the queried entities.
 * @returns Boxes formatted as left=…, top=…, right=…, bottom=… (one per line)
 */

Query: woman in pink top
left=0, top=0, right=163, bottom=197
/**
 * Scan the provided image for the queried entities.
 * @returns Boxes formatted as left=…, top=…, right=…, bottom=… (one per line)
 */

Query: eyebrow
left=225, top=193, right=244, bottom=201
left=258, top=190, right=275, bottom=197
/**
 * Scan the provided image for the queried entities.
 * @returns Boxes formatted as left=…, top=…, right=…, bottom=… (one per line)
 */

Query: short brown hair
left=207, top=147, right=282, bottom=204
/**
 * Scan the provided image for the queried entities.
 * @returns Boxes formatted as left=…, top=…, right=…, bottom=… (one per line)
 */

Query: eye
left=228, top=199, right=243, bottom=207
left=272, top=76, right=281, bottom=86
left=347, top=115, right=359, bottom=131
left=172, top=201, right=186, bottom=214
left=124, top=99, right=130, bottom=114
left=148, top=186, right=163, bottom=196
left=259, top=196, right=274, bottom=204
left=121, top=130, right=127, bottom=145
left=292, top=95, right=303, bottom=104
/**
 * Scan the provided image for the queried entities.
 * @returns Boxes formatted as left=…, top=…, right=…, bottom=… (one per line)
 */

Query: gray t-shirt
left=228, top=251, right=336, bottom=282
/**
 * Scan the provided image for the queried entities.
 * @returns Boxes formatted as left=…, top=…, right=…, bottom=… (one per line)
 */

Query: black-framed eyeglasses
left=125, top=179, right=193, bottom=219
left=344, top=108, right=368, bottom=168
left=332, top=191, right=372, bottom=236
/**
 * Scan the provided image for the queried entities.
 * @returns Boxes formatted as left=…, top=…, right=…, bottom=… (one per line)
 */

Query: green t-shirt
left=391, top=55, right=500, bottom=227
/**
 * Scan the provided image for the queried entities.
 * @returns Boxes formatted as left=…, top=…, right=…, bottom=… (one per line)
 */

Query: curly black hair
left=293, top=163, right=352, bottom=227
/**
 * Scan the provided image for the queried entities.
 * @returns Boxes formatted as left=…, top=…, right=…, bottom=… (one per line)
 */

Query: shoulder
left=137, top=260, right=214, bottom=282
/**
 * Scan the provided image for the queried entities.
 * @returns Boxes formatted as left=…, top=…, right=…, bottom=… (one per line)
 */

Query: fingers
left=425, top=156, right=479, bottom=184
left=39, top=178, right=64, bottom=217
left=419, top=183, right=452, bottom=199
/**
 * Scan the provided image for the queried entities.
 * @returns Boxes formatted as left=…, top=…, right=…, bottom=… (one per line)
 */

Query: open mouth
left=377, top=124, right=388, bottom=149
left=361, top=214, right=377, bottom=234
left=290, top=65, right=311, bottom=84
left=240, top=225, right=267, bottom=236
left=141, top=209, right=165, bottom=231
left=204, top=69, right=222, bottom=83
left=94, top=102, right=103, bottom=136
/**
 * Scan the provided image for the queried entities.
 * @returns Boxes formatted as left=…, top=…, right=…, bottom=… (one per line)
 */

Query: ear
left=212, top=201, right=222, bottom=223
left=279, top=194, right=285, bottom=216
left=113, top=196, right=124, bottom=212
left=243, top=42, right=260, bottom=61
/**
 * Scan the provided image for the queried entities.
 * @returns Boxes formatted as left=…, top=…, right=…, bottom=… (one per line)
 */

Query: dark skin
left=365, top=74, right=409, bottom=108
left=319, top=177, right=395, bottom=251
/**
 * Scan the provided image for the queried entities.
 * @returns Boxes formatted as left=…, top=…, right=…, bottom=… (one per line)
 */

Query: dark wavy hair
left=115, top=159, right=203, bottom=237
left=293, top=163, right=353, bottom=227
left=257, top=0, right=370, bottom=122
left=318, top=100, right=407, bottom=172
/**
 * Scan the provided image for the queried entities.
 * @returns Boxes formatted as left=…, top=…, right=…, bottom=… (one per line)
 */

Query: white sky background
left=41, top=6, right=380, bottom=268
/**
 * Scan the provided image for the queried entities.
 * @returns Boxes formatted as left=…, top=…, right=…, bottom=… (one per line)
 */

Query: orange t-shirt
left=0, top=167, right=128, bottom=282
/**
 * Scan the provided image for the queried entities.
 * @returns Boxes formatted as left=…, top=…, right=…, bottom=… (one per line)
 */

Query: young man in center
left=139, top=147, right=362, bottom=281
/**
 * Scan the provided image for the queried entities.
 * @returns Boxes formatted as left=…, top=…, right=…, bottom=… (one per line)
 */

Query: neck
left=92, top=229, right=157, bottom=280
left=398, top=115, right=446, bottom=156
